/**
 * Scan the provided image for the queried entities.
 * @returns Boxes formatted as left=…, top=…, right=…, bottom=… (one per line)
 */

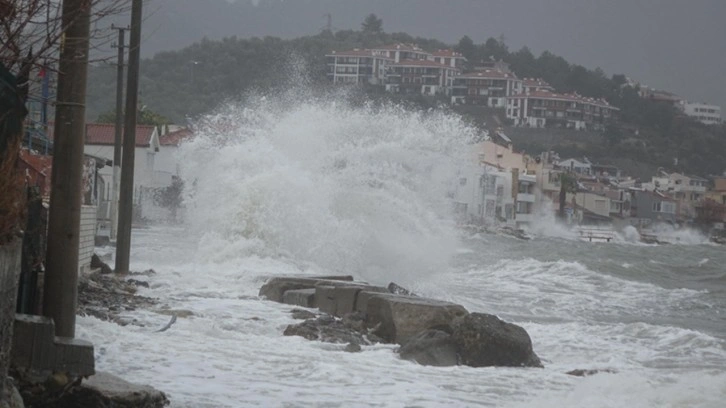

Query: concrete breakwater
left=259, top=276, right=543, bottom=368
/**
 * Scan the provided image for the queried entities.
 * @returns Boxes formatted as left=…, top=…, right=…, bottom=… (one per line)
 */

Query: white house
left=680, top=101, right=722, bottom=125
left=557, top=158, right=591, bottom=175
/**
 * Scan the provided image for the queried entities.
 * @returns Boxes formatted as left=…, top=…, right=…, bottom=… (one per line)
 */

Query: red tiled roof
left=432, top=49, right=465, bottom=58
left=160, top=128, right=193, bottom=146
left=458, top=69, right=518, bottom=80
left=85, top=123, right=156, bottom=146
left=392, top=59, right=454, bottom=68
left=46, top=122, right=157, bottom=147
left=18, top=149, right=52, bottom=177
left=510, top=90, right=618, bottom=110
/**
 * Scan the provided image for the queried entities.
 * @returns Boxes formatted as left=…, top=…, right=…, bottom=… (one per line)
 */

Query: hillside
left=85, top=29, right=726, bottom=179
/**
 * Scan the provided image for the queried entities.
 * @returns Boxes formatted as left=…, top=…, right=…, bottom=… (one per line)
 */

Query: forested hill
left=86, top=26, right=726, bottom=178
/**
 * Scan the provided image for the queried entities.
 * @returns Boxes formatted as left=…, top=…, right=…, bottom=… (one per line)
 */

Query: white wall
left=79, top=205, right=96, bottom=273
left=83, top=144, right=160, bottom=202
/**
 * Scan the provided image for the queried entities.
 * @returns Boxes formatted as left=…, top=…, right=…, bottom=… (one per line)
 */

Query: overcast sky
left=114, top=0, right=725, bottom=110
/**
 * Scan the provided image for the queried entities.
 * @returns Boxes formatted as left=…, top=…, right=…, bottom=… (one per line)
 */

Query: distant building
left=506, top=90, right=618, bottom=130
left=628, top=189, right=678, bottom=226
left=451, top=69, right=522, bottom=107
left=557, top=158, right=592, bottom=175
left=325, top=49, right=391, bottom=85
left=385, top=59, right=459, bottom=96
left=431, top=49, right=467, bottom=69
left=679, top=101, right=722, bottom=125
left=370, top=43, right=430, bottom=63
left=522, top=78, right=554, bottom=95
left=327, top=44, right=463, bottom=96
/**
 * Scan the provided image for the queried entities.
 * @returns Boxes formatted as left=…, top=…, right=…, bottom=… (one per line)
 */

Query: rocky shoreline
left=262, top=276, right=543, bottom=368
left=10, top=255, right=170, bottom=408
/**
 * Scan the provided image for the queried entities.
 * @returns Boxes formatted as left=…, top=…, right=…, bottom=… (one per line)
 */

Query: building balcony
left=517, top=193, right=536, bottom=203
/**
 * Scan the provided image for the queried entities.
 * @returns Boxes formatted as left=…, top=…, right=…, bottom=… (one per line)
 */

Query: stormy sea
left=78, top=91, right=726, bottom=407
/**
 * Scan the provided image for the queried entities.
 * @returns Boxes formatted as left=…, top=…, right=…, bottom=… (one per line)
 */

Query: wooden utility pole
left=111, top=26, right=126, bottom=241
left=44, top=0, right=92, bottom=338
left=115, top=0, right=142, bottom=274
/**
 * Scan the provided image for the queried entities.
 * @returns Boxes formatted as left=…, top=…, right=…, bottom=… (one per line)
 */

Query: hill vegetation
left=85, top=14, right=726, bottom=179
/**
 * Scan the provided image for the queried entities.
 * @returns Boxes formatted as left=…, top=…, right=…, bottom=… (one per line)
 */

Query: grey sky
left=121, top=0, right=725, bottom=110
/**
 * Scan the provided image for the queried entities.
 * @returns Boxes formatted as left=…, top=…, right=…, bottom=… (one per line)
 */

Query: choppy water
left=78, top=92, right=726, bottom=407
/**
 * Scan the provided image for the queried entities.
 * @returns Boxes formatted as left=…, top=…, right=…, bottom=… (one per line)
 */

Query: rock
left=283, top=315, right=373, bottom=345
left=364, top=293, right=469, bottom=344
left=77, top=271, right=157, bottom=326
left=53, top=371, right=168, bottom=408
left=126, top=279, right=149, bottom=288
left=156, top=308, right=194, bottom=318
left=398, top=329, right=459, bottom=367
left=45, top=372, right=69, bottom=393
left=344, top=343, right=362, bottom=353
left=451, top=313, right=542, bottom=368
left=387, top=282, right=416, bottom=296
left=1, top=379, right=24, bottom=408
left=91, top=253, right=113, bottom=274
left=290, top=309, right=317, bottom=320
left=566, top=368, right=617, bottom=377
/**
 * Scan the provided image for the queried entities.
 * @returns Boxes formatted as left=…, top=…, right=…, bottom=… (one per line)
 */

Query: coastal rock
left=451, top=313, right=543, bottom=368
left=1, top=379, right=24, bottom=408
left=387, top=282, right=416, bottom=296
left=290, top=309, right=317, bottom=320
left=77, top=271, right=157, bottom=326
left=365, top=294, right=469, bottom=344
left=283, top=313, right=380, bottom=346
left=53, top=371, right=169, bottom=408
left=90, top=254, right=113, bottom=274
left=398, top=329, right=459, bottom=367
left=566, top=368, right=617, bottom=377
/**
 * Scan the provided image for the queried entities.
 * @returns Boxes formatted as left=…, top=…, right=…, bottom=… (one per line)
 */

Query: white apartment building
left=680, top=101, right=722, bottom=125
left=326, top=49, right=391, bottom=85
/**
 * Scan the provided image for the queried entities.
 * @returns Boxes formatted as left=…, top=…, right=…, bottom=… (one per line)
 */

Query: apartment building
left=506, top=90, right=618, bottom=130
left=680, top=101, right=722, bottom=125
left=326, top=49, right=391, bottom=85
left=451, top=69, right=522, bottom=107
left=385, top=59, right=460, bottom=96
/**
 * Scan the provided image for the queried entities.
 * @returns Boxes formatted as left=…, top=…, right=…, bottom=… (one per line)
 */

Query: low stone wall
left=0, top=240, right=22, bottom=404
left=260, top=275, right=543, bottom=368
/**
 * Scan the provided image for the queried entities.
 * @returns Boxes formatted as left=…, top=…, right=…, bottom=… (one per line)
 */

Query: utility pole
left=111, top=26, right=126, bottom=241
left=115, top=0, right=142, bottom=274
left=44, top=0, right=91, bottom=338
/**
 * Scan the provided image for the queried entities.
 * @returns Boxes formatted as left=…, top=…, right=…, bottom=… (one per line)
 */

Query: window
left=662, top=202, right=676, bottom=214
left=459, top=177, right=467, bottom=186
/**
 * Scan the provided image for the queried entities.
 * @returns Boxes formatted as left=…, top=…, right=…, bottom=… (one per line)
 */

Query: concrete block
left=11, top=314, right=55, bottom=373
left=315, top=283, right=388, bottom=317
left=259, top=276, right=354, bottom=302
left=11, top=314, right=95, bottom=379
left=53, top=337, right=95, bottom=377
left=365, top=294, right=469, bottom=344
left=281, top=289, right=317, bottom=308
